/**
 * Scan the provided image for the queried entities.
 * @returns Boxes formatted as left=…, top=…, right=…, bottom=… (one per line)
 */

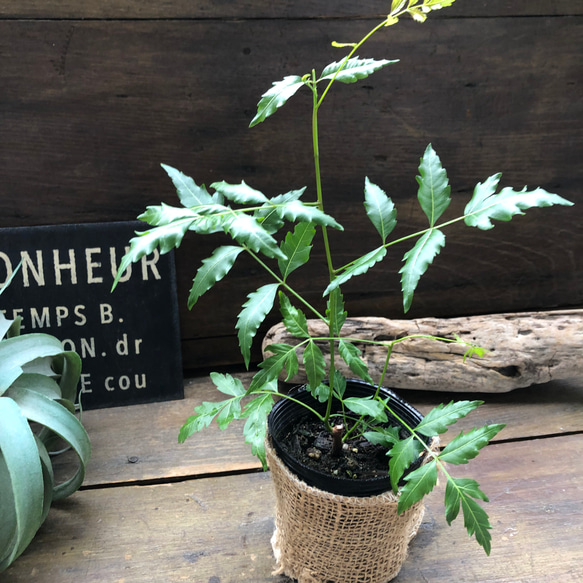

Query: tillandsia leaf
left=275, top=199, right=343, bottom=231
left=416, top=144, right=451, bottom=226
left=161, top=164, right=219, bottom=206
left=279, top=292, right=310, bottom=338
left=242, top=393, right=275, bottom=469
left=324, top=246, right=387, bottom=296
left=224, top=213, right=287, bottom=260
left=464, top=173, right=574, bottom=231
left=440, top=424, right=506, bottom=465
left=364, top=177, right=397, bottom=243
left=326, top=288, right=347, bottom=337
left=415, top=400, right=484, bottom=436
left=397, top=459, right=438, bottom=513
left=278, top=222, right=316, bottom=280
left=111, top=219, right=195, bottom=290
left=319, top=57, right=399, bottom=84
left=51, top=351, right=82, bottom=403
left=400, top=228, right=445, bottom=313
left=343, top=396, right=388, bottom=422
left=255, top=188, right=306, bottom=234
left=388, top=435, right=424, bottom=491
left=303, top=341, right=326, bottom=391
left=261, top=343, right=299, bottom=382
left=210, top=180, right=269, bottom=205
left=236, top=284, right=279, bottom=369
left=363, top=425, right=401, bottom=448
left=250, top=75, right=305, bottom=127
left=188, top=246, right=244, bottom=309
left=0, top=397, right=44, bottom=571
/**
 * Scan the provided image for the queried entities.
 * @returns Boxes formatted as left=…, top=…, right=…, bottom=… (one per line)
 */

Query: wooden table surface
left=4, top=373, right=583, bottom=583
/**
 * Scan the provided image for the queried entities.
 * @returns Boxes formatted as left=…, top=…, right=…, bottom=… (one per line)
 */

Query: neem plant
left=113, top=0, right=573, bottom=555
left=0, top=281, right=91, bottom=571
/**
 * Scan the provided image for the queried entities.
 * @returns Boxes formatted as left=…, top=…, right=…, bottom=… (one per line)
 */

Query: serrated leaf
left=236, top=284, right=279, bottom=368
left=178, top=400, right=226, bottom=442
left=309, top=383, right=331, bottom=403
left=364, top=177, right=397, bottom=243
left=303, top=341, right=326, bottom=391
left=337, top=340, right=373, bottom=384
left=246, top=369, right=279, bottom=395
left=397, top=459, right=438, bottom=513
left=210, top=372, right=246, bottom=397
left=325, top=246, right=387, bottom=296
left=331, top=369, right=347, bottom=398
left=250, top=75, right=305, bottom=127
left=326, top=288, right=347, bottom=337
left=278, top=222, right=316, bottom=280
left=399, top=228, right=445, bottom=313
left=210, top=180, right=268, bottom=205
left=445, top=477, right=489, bottom=525
left=188, top=246, right=244, bottom=308
left=278, top=292, right=310, bottom=338
left=255, top=188, right=306, bottom=234
left=242, top=393, right=275, bottom=469
left=464, top=175, right=573, bottom=231
left=363, top=425, right=401, bottom=448
left=261, top=343, right=299, bottom=382
left=216, top=397, right=244, bottom=430
left=320, top=57, right=399, bottom=84
left=112, top=220, right=195, bottom=290
left=440, top=424, right=505, bottom=465
left=389, top=435, right=424, bottom=491
left=225, top=213, right=287, bottom=260
left=415, top=400, right=483, bottom=436
left=416, top=144, right=451, bottom=226
left=276, top=200, right=343, bottom=230
left=161, top=164, right=218, bottom=206
left=460, top=490, right=494, bottom=555
left=343, top=396, right=387, bottom=422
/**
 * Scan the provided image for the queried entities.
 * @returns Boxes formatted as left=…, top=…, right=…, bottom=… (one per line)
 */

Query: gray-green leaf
left=278, top=222, right=316, bottom=280
left=225, top=213, right=287, bottom=260
left=210, top=180, right=268, bottom=205
left=416, top=144, right=451, bottom=226
left=250, top=75, right=305, bottom=127
left=161, top=164, right=218, bottom=206
left=337, top=340, right=373, bottom=384
left=320, top=57, right=399, bottom=84
left=303, top=341, right=326, bottom=391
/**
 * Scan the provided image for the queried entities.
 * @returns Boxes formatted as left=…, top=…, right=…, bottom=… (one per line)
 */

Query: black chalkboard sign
left=0, top=221, right=183, bottom=409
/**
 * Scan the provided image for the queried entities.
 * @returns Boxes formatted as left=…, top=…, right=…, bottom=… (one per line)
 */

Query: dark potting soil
left=278, top=415, right=408, bottom=481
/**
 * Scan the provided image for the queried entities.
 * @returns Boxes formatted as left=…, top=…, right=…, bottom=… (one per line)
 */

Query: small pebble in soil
left=307, top=447, right=322, bottom=460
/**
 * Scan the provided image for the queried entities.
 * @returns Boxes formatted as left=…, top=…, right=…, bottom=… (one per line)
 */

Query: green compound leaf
left=326, top=288, right=347, bottom=337
left=464, top=173, right=574, bottom=231
left=161, top=164, right=218, bottom=206
left=279, top=292, right=310, bottom=338
left=363, top=425, right=401, bottom=448
left=399, top=228, right=445, bottom=313
left=440, top=424, right=505, bottom=465
left=255, top=188, right=306, bottom=234
left=338, top=340, right=373, bottom=384
left=261, top=343, right=299, bottom=382
left=364, top=177, right=397, bottom=243
left=397, top=459, right=438, bottom=513
left=278, top=222, right=316, bottom=280
left=303, top=341, right=326, bottom=391
left=343, top=396, right=387, bottom=422
left=210, top=372, right=247, bottom=397
left=210, top=180, right=269, bottom=205
left=416, top=144, right=451, bottom=226
left=320, top=57, right=399, bottom=83
left=224, top=213, right=287, bottom=260
left=445, top=477, right=489, bottom=525
left=250, top=75, right=305, bottom=127
left=188, top=246, right=244, bottom=309
left=325, top=246, right=387, bottom=296
left=242, top=393, right=275, bottom=469
left=275, top=199, right=343, bottom=231
left=415, top=400, right=483, bottom=436
left=236, top=284, right=279, bottom=369
left=388, top=435, right=424, bottom=492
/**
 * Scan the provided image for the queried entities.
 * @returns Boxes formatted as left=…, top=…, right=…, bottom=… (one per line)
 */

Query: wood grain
left=5, top=434, right=583, bottom=582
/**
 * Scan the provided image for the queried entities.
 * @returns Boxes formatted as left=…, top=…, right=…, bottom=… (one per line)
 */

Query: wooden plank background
left=1, top=1, right=581, bottom=369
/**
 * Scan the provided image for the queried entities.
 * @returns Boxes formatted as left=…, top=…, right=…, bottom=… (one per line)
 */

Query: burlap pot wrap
left=266, top=436, right=438, bottom=583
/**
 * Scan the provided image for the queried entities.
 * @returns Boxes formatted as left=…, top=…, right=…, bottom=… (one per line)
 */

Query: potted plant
left=0, top=273, right=91, bottom=572
left=112, top=0, right=573, bottom=580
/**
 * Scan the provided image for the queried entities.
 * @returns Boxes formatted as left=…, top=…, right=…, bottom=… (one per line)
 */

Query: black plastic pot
left=267, top=378, right=430, bottom=497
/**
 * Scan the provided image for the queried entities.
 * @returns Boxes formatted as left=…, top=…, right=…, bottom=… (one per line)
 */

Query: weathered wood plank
left=6, top=434, right=583, bottom=582
left=52, top=373, right=583, bottom=487
left=2, top=1, right=581, bottom=19
left=263, top=310, right=583, bottom=392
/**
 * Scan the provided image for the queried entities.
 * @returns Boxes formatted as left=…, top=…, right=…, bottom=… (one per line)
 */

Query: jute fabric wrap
left=266, top=436, right=439, bottom=583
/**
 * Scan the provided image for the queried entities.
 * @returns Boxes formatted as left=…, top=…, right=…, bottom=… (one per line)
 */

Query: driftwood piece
left=262, top=310, right=583, bottom=393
